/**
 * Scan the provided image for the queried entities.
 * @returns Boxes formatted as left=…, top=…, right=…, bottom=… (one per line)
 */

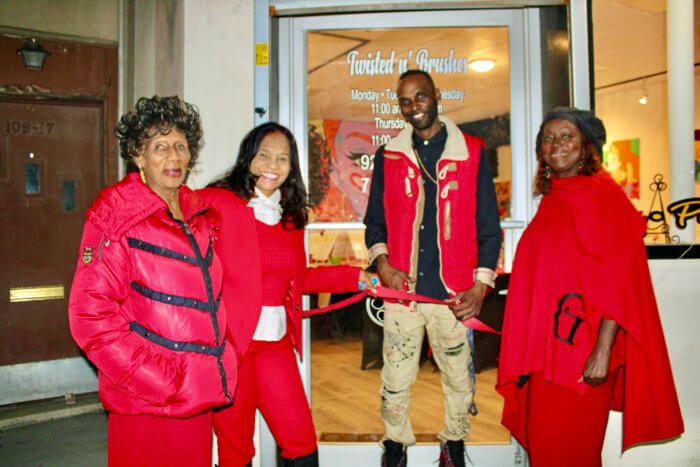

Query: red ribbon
left=303, top=286, right=500, bottom=334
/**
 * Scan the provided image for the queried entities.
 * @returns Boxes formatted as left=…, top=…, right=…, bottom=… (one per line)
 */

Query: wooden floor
left=310, top=337, right=510, bottom=445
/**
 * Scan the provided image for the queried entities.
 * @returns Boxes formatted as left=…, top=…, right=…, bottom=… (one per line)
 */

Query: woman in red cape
left=497, top=107, right=683, bottom=466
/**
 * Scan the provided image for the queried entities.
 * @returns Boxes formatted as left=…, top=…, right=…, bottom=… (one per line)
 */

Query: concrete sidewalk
left=0, top=411, right=107, bottom=466
left=0, top=393, right=107, bottom=466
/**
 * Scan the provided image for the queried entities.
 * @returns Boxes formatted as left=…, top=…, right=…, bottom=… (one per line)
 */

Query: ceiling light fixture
left=468, top=59, right=495, bottom=73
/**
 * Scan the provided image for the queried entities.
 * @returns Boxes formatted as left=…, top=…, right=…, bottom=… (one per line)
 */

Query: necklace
left=412, top=147, right=438, bottom=184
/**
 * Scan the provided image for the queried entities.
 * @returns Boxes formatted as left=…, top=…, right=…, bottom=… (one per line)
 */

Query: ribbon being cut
left=303, top=285, right=500, bottom=334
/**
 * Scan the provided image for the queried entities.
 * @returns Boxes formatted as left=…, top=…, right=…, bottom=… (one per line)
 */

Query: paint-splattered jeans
left=380, top=302, right=471, bottom=446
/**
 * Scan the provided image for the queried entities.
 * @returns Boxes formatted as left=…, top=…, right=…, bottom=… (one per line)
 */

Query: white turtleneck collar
left=247, top=187, right=282, bottom=225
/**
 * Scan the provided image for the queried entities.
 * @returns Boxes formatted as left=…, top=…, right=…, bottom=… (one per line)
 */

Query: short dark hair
left=209, top=122, right=308, bottom=229
left=398, top=69, right=436, bottom=92
left=115, top=95, right=203, bottom=172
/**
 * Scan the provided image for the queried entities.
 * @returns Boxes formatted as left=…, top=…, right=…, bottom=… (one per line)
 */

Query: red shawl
left=497, top=171, right=683, bottom=452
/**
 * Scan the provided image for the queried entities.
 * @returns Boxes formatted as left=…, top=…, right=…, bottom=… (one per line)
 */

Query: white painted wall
left=602, top=259, right=700, bottom=466
left=131, top=0, right=186, bottom=104
left=183, top=0, right=255, bottom=188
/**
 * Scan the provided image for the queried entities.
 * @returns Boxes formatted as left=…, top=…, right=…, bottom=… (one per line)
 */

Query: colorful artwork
left=603, top=138, right=640, bottom=199
left=308, top=119, right=400, bottom=223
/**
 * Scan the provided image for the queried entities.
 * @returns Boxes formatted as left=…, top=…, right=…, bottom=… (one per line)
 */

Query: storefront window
left=306, top=25, right=512, bottom=279
left=307, top=26, right=512, bottom=229
left=593, top=1, right=700, bottom=245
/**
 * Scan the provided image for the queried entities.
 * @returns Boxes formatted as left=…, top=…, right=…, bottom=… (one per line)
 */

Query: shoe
left=439, top=440, right=465, bottom=467
left=381, top=440, right=406, bottom=467
left=281, top=449, right=319, bottom=467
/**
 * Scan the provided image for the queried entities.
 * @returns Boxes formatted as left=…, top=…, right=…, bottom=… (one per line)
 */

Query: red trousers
left=108, top=410, right=212, bottom=466
left=213, top=335, right=317, bottom=466
left=524, top=371, right=617, bottom=467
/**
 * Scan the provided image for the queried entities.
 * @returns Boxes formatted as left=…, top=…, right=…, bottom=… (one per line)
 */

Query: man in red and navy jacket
left=364, top=70, right=501, bottom=467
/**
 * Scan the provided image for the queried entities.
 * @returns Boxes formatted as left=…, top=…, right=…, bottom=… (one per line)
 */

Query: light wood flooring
left=310, top=337, right=510, bottom=445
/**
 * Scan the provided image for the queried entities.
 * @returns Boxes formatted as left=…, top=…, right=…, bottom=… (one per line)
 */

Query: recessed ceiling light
left=469, top=59, right=495, bottom=72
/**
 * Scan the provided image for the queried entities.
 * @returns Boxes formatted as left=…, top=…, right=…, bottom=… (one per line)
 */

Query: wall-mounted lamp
left=16, top=38, right=51, bottom=71
left=469, top=59, right=495, bottom=73
left=639, top=80, right=648, bottom=105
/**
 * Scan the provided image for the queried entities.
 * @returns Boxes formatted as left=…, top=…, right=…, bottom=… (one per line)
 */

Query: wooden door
left=0, top=99, right=103, bottom=365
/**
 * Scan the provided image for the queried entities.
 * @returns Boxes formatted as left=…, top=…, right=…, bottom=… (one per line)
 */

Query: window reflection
left=307, top=27, right=511, bottom=224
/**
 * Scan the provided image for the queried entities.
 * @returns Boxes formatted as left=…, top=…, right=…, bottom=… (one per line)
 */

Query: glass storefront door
left=277, top=9, right=542, bottom=466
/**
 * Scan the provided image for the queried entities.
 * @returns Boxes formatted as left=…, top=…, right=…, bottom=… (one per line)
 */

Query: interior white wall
left=601, top=259, right=700, bottom=466
left=182, top=0, right=255, bottom=189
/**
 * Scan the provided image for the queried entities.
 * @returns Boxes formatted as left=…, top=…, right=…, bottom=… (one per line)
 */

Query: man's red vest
left=381, top=117, right=484, bottom=295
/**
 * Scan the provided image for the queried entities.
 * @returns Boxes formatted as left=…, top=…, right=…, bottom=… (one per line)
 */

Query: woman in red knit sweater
left=199, top=123, right=376, bottom=467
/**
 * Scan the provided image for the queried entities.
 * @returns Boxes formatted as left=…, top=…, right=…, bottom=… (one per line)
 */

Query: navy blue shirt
left=364, top=126, right=502, bottom=300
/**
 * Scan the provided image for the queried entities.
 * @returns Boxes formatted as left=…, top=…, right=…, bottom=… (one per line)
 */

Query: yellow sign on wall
left=255, top=43, right=268, bottom=66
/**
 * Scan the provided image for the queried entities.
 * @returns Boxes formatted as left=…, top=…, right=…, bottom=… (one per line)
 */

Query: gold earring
left=139, top=166, right=147, bottom=184
left=545, top=165, right=552, bottom=180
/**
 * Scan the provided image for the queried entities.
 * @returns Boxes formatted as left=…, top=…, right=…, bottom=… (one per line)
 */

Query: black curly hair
left=115, top=95, right=203, bottom=172
left=209, top=122, right=308, bottom=230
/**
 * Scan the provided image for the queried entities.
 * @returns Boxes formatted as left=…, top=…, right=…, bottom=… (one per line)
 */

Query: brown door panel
left=1, top=100, right=102, bottom=365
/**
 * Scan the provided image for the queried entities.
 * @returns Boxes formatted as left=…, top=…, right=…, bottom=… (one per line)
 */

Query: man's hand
left=446, top=281, right=488, bottom=321
left=375, top=254, right=415, bottom=292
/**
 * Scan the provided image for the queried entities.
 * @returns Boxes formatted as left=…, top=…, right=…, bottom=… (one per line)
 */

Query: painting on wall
left=603, top=138, right=640, bottom=199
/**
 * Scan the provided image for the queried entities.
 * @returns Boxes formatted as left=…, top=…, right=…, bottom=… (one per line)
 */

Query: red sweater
left=257, top=220, right=295, bottom=306
left=198, top=188, right=361, bottom=359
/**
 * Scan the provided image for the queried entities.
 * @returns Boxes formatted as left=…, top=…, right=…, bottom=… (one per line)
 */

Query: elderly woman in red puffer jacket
left=69, top=96, right=237, bottom=467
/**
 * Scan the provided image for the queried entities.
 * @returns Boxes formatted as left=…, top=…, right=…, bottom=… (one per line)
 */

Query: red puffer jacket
left=69, top=172, right=237, bottom=418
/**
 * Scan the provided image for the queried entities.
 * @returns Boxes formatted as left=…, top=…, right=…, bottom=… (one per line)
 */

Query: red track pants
left=214, top=335, right=317, bottom=466
left=108, top=410, right=212, bottom=466
left=524, top=371, right=618, bottom=467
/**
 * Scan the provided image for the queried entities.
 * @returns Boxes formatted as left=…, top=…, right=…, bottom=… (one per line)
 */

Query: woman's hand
left=581, top=345, right=612, bottom=386
left=580, top=318, right=620, bottom=386
left=358, top=269, right=380, bottom=293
